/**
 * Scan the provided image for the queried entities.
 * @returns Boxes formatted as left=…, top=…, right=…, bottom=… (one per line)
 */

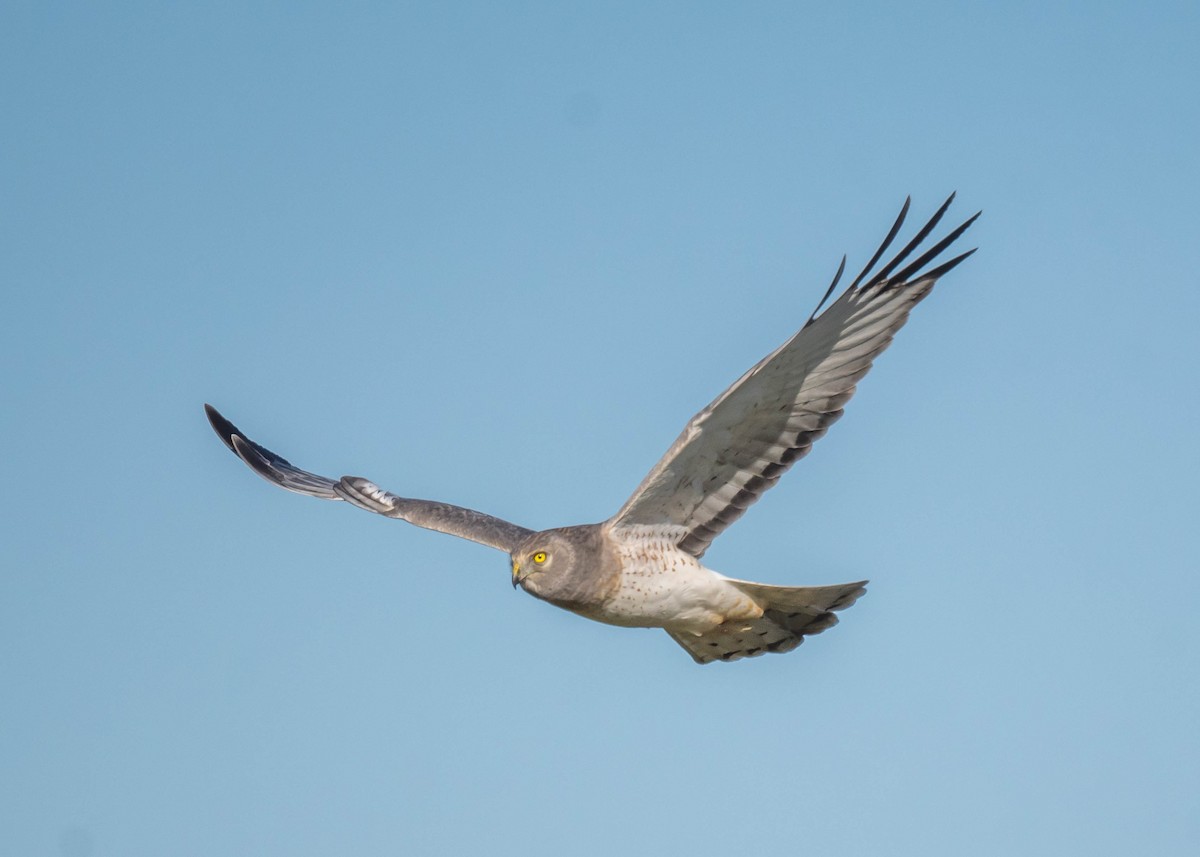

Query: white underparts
left=601, top=525, right=762, bottom=633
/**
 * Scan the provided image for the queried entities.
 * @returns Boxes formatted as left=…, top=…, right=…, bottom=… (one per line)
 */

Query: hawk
left=206, top=195, right=978, bottom=663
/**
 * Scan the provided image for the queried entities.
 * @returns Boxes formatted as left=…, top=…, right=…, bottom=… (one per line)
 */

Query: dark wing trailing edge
left=204, top=404, right=533, bottom=553
left=610, top=195, right=979, bottom=558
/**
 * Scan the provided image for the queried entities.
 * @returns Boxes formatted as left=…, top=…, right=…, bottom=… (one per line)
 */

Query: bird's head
left=509, top=525, right=620, bottom=611
left=510, top=529, right=576, bottom=595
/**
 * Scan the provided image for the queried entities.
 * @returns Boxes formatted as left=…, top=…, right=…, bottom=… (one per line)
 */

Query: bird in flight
left=206, top=195, right=978, bottom=664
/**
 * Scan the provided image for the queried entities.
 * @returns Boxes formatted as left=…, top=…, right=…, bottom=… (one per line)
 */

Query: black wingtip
left=916, top=246, right=978, bottom=283
left=849, top=196, right=911, bottom=290
left=888, top=208, right=982, bottom=285
left=204, top=403, right=239, bottom=452
left=868, top=193, right=958, bottom=287
left=805, top=254, right=847, bottom=326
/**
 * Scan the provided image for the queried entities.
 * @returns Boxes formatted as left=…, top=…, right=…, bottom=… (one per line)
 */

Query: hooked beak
left=511, top=559, right=522, bottom=588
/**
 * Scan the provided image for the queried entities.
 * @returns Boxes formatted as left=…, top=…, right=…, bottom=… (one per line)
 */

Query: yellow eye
left=533, top=551, right=548, bottom=564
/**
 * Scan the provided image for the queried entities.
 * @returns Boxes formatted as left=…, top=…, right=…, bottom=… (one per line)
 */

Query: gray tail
left=666, top=579, right=867, bottom=665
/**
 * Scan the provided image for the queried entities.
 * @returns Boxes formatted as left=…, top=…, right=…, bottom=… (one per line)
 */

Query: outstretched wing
left=611, top=195, right=979, bottom=558
left=205, top=404, right=533, bottom=552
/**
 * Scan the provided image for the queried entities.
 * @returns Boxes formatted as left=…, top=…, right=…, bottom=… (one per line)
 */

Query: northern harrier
left=206, top=195, right=978, bottom=663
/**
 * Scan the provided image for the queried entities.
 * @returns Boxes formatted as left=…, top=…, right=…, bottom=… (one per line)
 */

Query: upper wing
left=610, top=195, right=979, bottom=557
left=204, top=404, right=533, bottom=553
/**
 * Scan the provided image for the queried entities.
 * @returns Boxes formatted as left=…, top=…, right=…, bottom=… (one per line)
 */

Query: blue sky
left=3, top=2, right=1198, bottom=855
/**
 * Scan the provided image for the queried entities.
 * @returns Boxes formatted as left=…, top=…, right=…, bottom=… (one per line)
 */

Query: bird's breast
left=593, top=526, right=756, bottom=632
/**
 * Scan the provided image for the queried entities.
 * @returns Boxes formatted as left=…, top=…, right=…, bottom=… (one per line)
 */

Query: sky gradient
left=3, top=3, right=1198, bottom=855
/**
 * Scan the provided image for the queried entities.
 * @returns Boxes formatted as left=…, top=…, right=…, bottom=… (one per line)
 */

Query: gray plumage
left=206, top=195, right=978, bottom=664
left=206, top=414, right=532, bottom=552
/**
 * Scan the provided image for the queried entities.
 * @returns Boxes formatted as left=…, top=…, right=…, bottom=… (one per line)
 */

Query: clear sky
left=3, top=2, right=1198, bottom=855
